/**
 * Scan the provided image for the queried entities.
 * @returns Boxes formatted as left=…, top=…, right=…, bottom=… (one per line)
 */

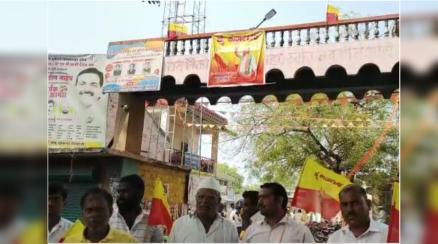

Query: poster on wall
left=103, top=40, right=164, bottom=92
left=48, top=54, right=109, bottom=149
left=208, top=31, right=265, bottom=87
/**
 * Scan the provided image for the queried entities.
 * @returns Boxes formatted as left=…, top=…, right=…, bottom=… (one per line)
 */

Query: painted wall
left=138, top=162, right=188, bottom=205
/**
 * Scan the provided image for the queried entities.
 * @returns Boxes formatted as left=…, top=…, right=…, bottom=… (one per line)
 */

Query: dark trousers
left=237, top=226, right=243, bottom=236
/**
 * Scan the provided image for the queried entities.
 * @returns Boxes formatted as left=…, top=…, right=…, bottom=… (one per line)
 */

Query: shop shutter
left=62, top=182, right=96, bottom=222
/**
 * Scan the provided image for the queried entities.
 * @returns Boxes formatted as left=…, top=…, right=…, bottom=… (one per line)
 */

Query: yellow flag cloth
left=291, top=158, right=352, bottom=220
left=59, top=220, right=85, bottom=243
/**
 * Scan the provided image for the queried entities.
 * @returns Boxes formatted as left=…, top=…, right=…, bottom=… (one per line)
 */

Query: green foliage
left=217, top=163, right=244, bottom=194
left=223, top=92, right=399, bottom=191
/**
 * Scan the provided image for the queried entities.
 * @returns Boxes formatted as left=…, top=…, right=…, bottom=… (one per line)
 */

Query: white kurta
left=235, top=52, right=257, bottom=77
left=168, top=214, right=239, bottom=243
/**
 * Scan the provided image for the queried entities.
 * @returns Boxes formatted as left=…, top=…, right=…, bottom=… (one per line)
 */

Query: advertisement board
left=48, top=54, right=108, bottom=149
left=208, top=31, right=265, bottom=87
left=103, top=40, right=164, bottom=92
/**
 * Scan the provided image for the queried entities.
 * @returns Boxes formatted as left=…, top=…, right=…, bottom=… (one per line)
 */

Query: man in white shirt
left=243, top=183, right=315, bottom=243
left=168, top=177, right=239, bottom=243
left=230, top=206, right=243, bottom=236
left=294, top=209, right=304, bottom=223
left=328, top=185, right=388, bottom=243
left=109, top=175, right=163, bottom=243
left=48, top=182, right=73, bottom=243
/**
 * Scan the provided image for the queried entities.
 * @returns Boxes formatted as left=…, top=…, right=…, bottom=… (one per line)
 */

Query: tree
left=221, top=92, right=399, bottom=196
left=217, top=163, right=244, bottom=194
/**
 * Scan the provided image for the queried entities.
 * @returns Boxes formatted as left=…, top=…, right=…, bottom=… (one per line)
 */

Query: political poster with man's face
left=48, top=54, right=109, bottom=149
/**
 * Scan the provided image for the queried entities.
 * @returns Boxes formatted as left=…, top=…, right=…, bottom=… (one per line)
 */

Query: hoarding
left=103, top=41, right=164, bottom=92
left=208, top=31, right=265, bottom=87
left=48, top=54, right=108, bottom=149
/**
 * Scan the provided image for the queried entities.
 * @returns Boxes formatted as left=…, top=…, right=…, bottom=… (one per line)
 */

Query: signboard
left=184, top=153, right=200, bottom=170
left=103, top=41, right=164, bottom=92
left=48, top=54, right=108, bottom=149
left=208, top=31, right=265, bottom=87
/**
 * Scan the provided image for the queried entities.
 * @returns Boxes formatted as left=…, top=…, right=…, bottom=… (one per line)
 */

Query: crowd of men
left=45, top=174, right=389, bottom=243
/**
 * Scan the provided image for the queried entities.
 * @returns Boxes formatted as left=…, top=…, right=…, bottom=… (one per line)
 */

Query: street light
left=252, top=9, right=277, bottom=29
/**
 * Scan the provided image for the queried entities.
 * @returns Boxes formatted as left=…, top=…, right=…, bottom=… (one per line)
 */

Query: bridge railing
left=109, top=13, right=399, bottom=57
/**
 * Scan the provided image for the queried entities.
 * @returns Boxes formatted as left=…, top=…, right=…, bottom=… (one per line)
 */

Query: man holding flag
left=328, top=185, right=388, bottom=243
left=109, top=175, right=163, bottom=243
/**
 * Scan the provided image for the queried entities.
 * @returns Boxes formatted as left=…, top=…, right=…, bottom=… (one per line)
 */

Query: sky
left=46, top=0, right=402, bottom=54
left=0, top=0, right=433, bottom=184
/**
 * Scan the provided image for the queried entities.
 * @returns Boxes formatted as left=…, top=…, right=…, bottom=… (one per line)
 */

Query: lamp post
left=252, top=9, right=277, bottom=30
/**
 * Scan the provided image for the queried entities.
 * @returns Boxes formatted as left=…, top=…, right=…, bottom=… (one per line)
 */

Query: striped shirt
left=109, top=208, right=163, bottom=243
left=48, top=217, right=73, bottom=243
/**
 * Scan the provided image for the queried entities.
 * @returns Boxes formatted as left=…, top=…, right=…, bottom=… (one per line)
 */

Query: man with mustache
left=76, top=68, right=102, bottom=110
left=168, top=177, right=239, bottom=243
left=243, top=183, right=314, bottom=243
left=63, top=188, right=138, bottom=243
left=328, top=185, right=388, bottom=243
left=109, top=175, right=163, bottom=243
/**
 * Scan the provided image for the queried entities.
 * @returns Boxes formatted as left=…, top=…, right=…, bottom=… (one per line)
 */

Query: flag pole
left=326, top=1, right=329, bottom=38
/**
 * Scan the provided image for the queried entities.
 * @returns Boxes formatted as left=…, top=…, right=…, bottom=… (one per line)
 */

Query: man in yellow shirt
left=63, top=187, right=138, bottom=243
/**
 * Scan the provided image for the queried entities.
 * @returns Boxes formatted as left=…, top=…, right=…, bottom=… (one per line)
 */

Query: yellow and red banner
left=168, top=23, right=188, bottom=39
left=208, top=31, right=265, bottom=87
left=148, top=178, right=173, bottom=233
left=291, top=158, right=352, bottom=220
left=59, top=220, right=85, bottom=242
left=387, top=182, right=399, bottom=243
left=424, top=183, right=438, bottom=244
left=326, top=4, right=340, bottom=24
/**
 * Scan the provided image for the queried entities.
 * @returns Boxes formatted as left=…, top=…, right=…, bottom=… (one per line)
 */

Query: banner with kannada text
left=208, top=31, right=265, bottom=87
left=48, top=55, right=108, bottom=149
left=291, top=158, right=352, bottom=220
left=103, top=41, right=164, bottom=92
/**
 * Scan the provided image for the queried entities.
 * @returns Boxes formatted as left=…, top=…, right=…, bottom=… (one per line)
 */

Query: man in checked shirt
left=109, top=175, right=164, bottom=243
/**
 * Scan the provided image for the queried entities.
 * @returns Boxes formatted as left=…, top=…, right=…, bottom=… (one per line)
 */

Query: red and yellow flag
left=148, top=178, right=173, bottom=233
left=59, top=219, right=85, bottom=243
left=326, top=4, right=340, bottom=24
left=291, top=158, right=352, bottom=220
left=168, top=23, right=188, bottom=40
left=387, top=182, right=399, bottom=243
left=424, top=183, right=438, bottom=244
